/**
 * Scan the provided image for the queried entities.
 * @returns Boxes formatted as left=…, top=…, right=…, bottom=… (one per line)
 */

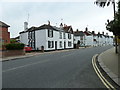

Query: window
left=32, top=31, right=35, bottom=39
left=68, top=41, right=72, bottom=47
left=59, top=41, right=62, bottom=48
left=63, top=32, right=66, bottom=39
left=48, top=41, right=50, bottom=48
left=59, top=31, right=62, bottom=39
left=48, top=41, right=54, bottom=48
left=48, top=29, right=53, bottom=38
left=0, top=38, right=4, bottom=43
left=68, top=33, right=71, bottom=39
left=28, top=32, right=31, bottom=39
left=52, top=41, right=54, bottom=48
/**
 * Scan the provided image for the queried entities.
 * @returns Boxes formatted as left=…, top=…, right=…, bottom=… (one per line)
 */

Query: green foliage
left=95, top=0, right=113, bottom=7
left=5, top=43, right=25, bottom=50
left=10, top=39, right=17, bottom=43
left=106, top=1, right=120, bottom=36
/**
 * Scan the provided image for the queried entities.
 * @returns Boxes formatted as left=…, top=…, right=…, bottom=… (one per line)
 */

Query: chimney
left=24, top=22, right=28, bottom=31
left=102, top=32, right=104, bottom=35
left=48, top=20, right=50, bottom=25
left=98, top=32, right=100, bottom=35
left=64, top=24, right=67, bottom=27
left=92, top=31, right=95, bottom=34
left=76, top=29, right=79, bottom=32
left=85, top=27, right=88, bottom=31
left=60, top=23, right=63, bottom=29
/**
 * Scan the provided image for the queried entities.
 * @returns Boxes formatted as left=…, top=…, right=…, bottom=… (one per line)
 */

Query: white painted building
left=20, top=24, right=74, bottom=51
left=73, top=28, right=113, bottom=47
left=74, top=30, right=85, bottom=47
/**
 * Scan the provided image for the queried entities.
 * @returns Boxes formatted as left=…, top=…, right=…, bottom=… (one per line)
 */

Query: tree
left=95, top=0, right=119, bottom=53
left=106, top=1, right=120, bottom=36
left=95, top=0, right=115, bottom=7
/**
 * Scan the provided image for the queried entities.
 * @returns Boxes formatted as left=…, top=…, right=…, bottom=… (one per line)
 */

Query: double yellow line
left=92, top=54, right=115, bottom=90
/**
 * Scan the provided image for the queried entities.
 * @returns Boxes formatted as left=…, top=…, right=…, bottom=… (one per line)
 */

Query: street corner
left=92, top=54, right=120, bottom=89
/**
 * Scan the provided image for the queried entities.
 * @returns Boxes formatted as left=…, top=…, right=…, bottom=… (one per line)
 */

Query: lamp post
left=112, top=0, right=118, bottom=53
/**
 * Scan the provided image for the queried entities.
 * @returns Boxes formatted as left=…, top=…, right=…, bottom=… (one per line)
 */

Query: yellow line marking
left=92, top=54, right=115, bottom=90
left=92, top=55, right=110, bottom=89
left=94, top=56, right=115, bottom=89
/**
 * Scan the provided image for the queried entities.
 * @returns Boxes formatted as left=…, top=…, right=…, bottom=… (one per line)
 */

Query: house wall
left=35, top=30, right=47, bottom=50
left=102, top=36, right=106, bottom=46
left=20, top=32, right=28, bottom=45
left=45, top=30, right=74, bottom=50
left=65, top=33, right=74, bottom=49
left=45, top=29, right=59, bottom=50
left=55, top=31, right=64, bottom=50
left=74, top=36, right=80, bottom=44
left=85, top=35, right=93, bottom=46
left=106, top=37, right=109, bottom=45
left=99, top=37, right=102, bottom=46
left=0, top=27, right=10, bottom=44
left=93, top=36, right=97, bottom=46
left=20, top=29, right=74, bottom=51
left=109, top=37, right=113, bottom=45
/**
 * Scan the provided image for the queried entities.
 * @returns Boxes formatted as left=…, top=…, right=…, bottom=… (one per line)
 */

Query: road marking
left=2, top=59, right=50, bottom=73
left=92, top=54, right=115, bottom=90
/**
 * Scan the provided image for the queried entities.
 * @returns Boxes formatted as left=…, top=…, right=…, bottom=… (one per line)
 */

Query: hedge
left=5, top=43, right=25, bottom=50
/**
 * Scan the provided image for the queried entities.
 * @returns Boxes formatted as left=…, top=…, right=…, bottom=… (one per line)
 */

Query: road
left=2, top=46, right=113, bottom=88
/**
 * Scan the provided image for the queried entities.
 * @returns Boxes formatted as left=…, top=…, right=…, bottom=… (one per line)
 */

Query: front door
left=64, top=41, right=66, bottom=49
left=55, top=41, right=57, bottom=50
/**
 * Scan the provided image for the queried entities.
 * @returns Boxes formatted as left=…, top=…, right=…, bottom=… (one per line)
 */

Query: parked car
left=24, top=46, right=32, bottom=52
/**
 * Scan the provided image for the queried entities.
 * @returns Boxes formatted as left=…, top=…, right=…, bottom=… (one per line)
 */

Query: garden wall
left=2, top=50, right=25, bottom=58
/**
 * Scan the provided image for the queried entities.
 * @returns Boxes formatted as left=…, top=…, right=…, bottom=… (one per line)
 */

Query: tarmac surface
left=2, top=46, right=120, bottom=88
left=2, top=46, right=112, bottom=88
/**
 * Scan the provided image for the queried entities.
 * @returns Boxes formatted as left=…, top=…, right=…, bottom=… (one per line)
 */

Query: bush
left=5, top=43, right=25, bottom=50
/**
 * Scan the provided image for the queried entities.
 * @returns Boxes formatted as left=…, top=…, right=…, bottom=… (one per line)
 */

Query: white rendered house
left=74, top=30, right=85, bottom=47
left=20, top=24, right=74, bottom=51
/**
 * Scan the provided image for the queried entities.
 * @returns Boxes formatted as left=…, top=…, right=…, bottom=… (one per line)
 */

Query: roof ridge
left=0, top=21, right=10, bottom=27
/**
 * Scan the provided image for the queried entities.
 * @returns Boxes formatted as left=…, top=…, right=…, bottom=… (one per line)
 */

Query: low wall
left=2, top=50, right=25, bottom=58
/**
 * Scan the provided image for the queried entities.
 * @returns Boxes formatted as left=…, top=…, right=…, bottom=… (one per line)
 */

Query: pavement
left=97, top=47, right=120, bottom=87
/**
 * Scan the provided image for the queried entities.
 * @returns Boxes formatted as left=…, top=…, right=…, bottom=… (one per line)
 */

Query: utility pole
left=113, top=0, right=118, bottom=53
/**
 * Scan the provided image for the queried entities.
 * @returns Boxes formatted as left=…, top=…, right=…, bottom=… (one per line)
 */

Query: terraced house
left=19, top=22, right=74, bottom=51
left=74, top=28, right=113, bottom=47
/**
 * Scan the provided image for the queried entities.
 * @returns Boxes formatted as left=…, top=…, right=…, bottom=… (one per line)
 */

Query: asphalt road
left=2, top=46, right=113, bottom=88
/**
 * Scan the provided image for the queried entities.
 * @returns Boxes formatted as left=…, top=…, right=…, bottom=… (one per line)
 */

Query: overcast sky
left=1, top=0, right=118, bottom=38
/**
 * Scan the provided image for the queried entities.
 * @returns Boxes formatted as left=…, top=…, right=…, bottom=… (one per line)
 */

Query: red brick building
left=0, top=21, right=10, bottom=50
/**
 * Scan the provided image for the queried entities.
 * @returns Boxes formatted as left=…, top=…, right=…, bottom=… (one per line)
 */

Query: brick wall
left=2, top=50, right=25, bottom=58
left=0, top=27, right=10, bottom=50
left=0, top=27, right=10, bottom=44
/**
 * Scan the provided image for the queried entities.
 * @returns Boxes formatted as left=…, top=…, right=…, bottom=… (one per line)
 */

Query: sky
left=1, top=0, right=118, bottom=38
